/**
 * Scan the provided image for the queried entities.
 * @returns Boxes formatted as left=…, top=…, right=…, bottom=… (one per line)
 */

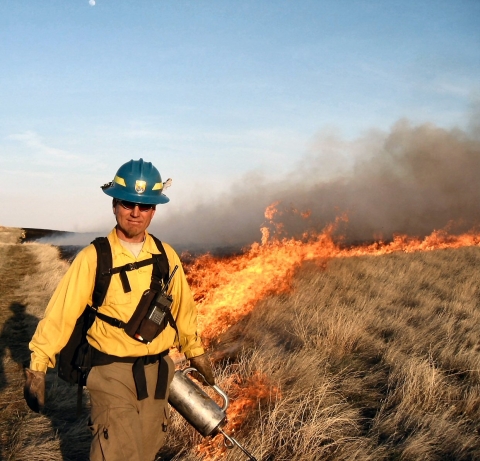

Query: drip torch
left=168, top=367, right=258, bottom=461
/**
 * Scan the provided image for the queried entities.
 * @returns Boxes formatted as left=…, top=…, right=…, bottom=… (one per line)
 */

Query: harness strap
left=90, top=348, right=169, bottom=400
left=93, top=308, right=126, bottom=329
left=92, top=237, right=113, bottom=307
left=163, top=308, right=180, bottom=347
left=105, top=257, right=160, bottom=293
left=150, top=254, right=166, bottom=293
left=91, top=292, right=180, bottom=347
left=154, top=356, right=170, bottom=399
left=88, top=236, right=176, bottom=400
left=92, top=244, right=181, bottom=347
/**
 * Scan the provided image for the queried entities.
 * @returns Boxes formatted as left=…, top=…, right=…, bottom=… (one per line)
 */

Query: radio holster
left=93, top=258, right=180, bottom=345
left=124, top=290, right=172, bottom=344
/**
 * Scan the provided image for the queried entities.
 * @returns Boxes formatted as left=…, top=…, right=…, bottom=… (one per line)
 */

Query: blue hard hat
left=101, top=159, right=170, bottom=204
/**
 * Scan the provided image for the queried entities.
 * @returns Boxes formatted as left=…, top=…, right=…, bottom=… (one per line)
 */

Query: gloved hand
left=189, top=354, right=215, bottom=386
left=24, top=368, right=46, bottom=413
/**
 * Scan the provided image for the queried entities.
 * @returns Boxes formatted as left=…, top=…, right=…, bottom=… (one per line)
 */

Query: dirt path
left=0, top=244, right=40, bottom=460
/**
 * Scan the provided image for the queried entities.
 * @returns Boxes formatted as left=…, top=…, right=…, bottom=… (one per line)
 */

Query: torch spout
left=219, top=428, right=258, bottom=461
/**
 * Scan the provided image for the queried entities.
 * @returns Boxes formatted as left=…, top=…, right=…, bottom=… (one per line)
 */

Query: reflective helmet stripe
left=114, top=175, right=127, bottom=187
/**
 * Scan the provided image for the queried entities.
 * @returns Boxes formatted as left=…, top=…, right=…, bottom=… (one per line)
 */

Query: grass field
left=1, top=236, right=479, bottom=460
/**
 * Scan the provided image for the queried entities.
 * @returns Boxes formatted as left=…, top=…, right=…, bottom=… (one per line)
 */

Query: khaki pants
left=87, top=357, right=175, bottom=461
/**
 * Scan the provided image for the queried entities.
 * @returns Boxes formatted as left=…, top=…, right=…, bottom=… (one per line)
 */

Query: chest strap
left=105, top=255, right=164, bottom=293
left=93, top=307, right=126, bottom=328
left=91, top=253, right=160, bottom=329
left=91, top=248, right=180, bottom=347
left=92, top=299, right=180, bottom=349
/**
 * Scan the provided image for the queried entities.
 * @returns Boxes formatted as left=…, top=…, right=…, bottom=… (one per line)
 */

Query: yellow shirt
left=29, top=229, right=204, bottom=373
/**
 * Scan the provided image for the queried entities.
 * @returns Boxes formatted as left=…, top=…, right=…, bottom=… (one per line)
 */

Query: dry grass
left=0, top=242, right=90, bottom=461
left=1, top=239, right=480, bottom=460
left=0, top=227, right=24, bottom=245
left=244, top=248, right=480, bottom=460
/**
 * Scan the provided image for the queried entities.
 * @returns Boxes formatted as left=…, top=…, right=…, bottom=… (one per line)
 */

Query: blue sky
left=1, top=0, right=479, bottom=232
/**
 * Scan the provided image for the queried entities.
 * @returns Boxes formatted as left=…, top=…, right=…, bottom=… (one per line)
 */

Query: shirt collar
left=142, top=230, right=161, bottom=255
left=107, top=228, right=160, bottom=258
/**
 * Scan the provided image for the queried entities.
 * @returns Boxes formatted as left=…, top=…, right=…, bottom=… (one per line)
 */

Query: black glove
left=189, top=354, right=215, bottom=386
left=24, top=368, right=46, bottom=413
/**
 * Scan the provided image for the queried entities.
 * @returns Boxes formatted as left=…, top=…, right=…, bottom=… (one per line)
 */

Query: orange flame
left=196, top=372, right=278, bottom=460
left=186, top=205, right=480, bottom=344
left=184, top=202, right=480, bottom=460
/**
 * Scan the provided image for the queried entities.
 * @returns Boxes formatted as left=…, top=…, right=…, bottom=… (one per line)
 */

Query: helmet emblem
left=135, top=180, right=147, bottom=193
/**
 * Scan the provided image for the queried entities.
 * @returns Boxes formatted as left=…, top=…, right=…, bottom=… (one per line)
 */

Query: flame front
left=187, top=205, right=480, bottom=343
left=183, top=203, right=480, bottom=460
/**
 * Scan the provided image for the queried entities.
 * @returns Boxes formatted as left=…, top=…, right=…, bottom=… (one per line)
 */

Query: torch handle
left=182, top=367, right=230, bottom=411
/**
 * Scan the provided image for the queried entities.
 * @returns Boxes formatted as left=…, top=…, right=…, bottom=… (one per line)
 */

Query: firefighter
left=24, top=159, right=214, bottom=461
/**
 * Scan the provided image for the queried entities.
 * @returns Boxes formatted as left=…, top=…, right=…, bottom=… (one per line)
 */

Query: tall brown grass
left=162, top=247, right=480, bottom=460
left=0, top=242, right=90, bottom=461
left=1, top=239, right=479, bottom=460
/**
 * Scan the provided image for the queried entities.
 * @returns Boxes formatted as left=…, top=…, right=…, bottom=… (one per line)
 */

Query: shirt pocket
left=104, top=274, right=132, bottom=306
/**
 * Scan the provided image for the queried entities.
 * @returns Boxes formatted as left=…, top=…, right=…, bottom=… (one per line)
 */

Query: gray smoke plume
left=154, top=118, right=480, bottom=251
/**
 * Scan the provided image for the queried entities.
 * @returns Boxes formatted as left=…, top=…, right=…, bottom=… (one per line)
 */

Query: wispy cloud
left=0, top=168, right=53, bottom=178
left=6, top=131, right=80, bottom=161
left=431, top=81, right=474, bottom=98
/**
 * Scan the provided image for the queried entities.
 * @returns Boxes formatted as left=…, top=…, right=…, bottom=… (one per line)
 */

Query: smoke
left=154, top=118, right=480, bottom=250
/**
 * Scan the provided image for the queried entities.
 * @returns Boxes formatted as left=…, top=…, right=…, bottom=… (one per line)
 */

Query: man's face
left=113, top=200, right=156, bottom=242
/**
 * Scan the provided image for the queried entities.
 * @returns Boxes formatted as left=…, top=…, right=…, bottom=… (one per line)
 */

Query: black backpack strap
left=91, top=237, right=113, bottom=307
left=150, top=235, right=181, bottom=349
left=150, top=234, right=170, bottom=292
left=59, top=237, right=114, bottom=415
left=107, top=258, right=159, bottom=293
left=100, top=236, right=169, bottom=293
left=86, top=237, right=121, bottom=333
left=98, top=234, right=169, bottom=295
left=94, top=310, right=126, bottom=328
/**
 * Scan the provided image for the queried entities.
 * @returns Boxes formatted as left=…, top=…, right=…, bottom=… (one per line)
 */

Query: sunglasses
left=117, top=200, right=156, bottom=212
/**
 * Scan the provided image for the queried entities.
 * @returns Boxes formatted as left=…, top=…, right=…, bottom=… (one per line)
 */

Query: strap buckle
left=111, top=317, right=125, bottom=328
